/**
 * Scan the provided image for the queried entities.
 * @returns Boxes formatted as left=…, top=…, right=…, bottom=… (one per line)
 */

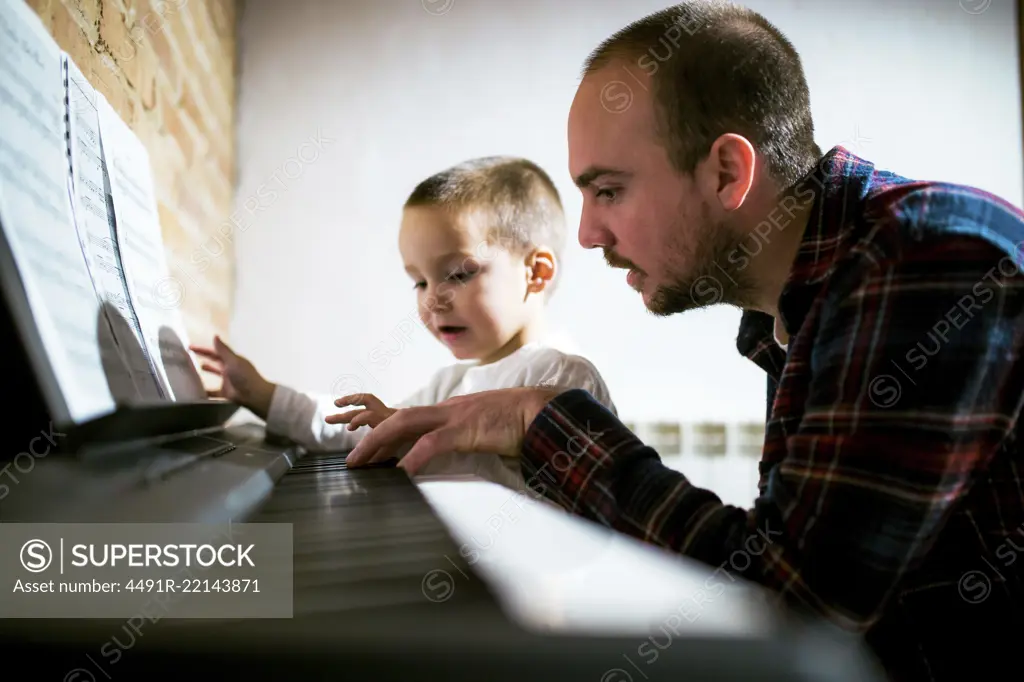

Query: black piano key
left=244, top=450, right=499, bottom=615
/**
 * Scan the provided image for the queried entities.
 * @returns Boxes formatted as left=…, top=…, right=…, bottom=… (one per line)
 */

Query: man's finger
left=347, top=406, right=445, bottom=466
left=397, top=427, right=461, bottom=475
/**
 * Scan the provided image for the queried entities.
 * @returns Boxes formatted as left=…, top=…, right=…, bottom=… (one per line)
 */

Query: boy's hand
left=189, top=335, right=276, bottom=420
left=326, top=393, right=397, bottom=430
left=345, top=387, right=561, bottom=473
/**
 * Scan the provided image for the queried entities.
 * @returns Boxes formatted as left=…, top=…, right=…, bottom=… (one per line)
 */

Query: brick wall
left=26, top=0, right=239, bottom=350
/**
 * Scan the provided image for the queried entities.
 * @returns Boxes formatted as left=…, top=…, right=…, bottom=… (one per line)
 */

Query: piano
left=0, top=416, right=887, bottom=681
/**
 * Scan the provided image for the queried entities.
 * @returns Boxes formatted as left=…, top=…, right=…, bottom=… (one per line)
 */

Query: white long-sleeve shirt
left=264, top=342, right=617, bottom=490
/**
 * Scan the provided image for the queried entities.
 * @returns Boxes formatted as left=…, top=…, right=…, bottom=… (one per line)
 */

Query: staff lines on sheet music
left=86, top=232, right=115, bottom=253
left=95, top=261, right=119, bottom=277
left=110, top=162, right=153, bottom=207
left=34, top=259, right=93, bottom=296
left=0, top=134, right=66, bottom=192
left=0, top=159, right=67, bottom=225
left=122, top=231, right=164, bottom=257
left=79, top=193, right=107, bottom=221
left=0, top=0, right=152, bottom=421
left=0, top=68, right=60, bottom=135
left=0, top=133, right=66, bottom=191
left=1, top=46, right=54, bottom=100
left=0, top=12, right=16, bottom=44
left=72, top=107, right=100, bottom=142
left=80, top=175, right=104, bottom=198
left=93, top=73, right=205, bottom=399
left=74, top=132, right=104, bottom=167
left=0, top=171, right=65, bottom=224
left=18, top=223, right=85, bottom=266
left=14, top=35, right=47, bottom=72
left=67, top=86, right=165, bottom=401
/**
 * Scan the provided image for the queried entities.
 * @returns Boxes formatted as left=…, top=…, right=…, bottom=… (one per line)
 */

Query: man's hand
left=345, top=387, right=562, bottom=473
left=189, top=336, right=276, bottom=419
left=325, top=393, right=396, bottom=430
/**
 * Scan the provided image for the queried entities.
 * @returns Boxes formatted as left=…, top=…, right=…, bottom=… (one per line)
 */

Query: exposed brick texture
left=26, top=0, right=239, bottom=350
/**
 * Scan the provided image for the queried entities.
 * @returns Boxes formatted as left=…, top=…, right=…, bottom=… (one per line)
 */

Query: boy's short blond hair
left=404, top=156, right=567, bottom=296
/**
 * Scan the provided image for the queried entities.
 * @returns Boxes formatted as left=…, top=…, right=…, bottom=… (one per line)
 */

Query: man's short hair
left=582, top=1, right=821, bottom=188
left=404, top=156, right=567, bottom=295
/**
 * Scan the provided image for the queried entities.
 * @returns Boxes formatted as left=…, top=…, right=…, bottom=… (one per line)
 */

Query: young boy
left=191, top=156, right=616, bottom=491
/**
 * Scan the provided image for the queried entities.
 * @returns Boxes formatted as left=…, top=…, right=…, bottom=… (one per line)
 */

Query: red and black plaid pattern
left=521, top=147, right=1024, bottom=681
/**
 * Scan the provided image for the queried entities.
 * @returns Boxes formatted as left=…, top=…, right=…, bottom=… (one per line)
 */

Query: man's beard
left=649, top=214, right=759, bottom=315
left=606, top=205, right=758, bottom=316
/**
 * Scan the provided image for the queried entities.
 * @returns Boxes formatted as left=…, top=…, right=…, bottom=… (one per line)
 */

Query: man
left=346, top=2, right=1024, bottom=679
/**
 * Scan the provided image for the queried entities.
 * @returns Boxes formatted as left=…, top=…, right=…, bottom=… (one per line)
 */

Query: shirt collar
left=736, top=145, right=878, bottom=374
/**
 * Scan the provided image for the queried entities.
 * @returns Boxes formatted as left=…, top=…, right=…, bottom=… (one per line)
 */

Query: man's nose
left=578, top=204, right=609, bottom=250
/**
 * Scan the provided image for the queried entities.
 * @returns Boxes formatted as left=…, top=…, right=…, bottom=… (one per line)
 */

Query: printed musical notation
left=66, top=56, right=165, bottom=402
left=0, top=0, right=115, bottom=423
left=99, top=94, right=205, bottom=402
left=0, top=0, right=205, bottom=423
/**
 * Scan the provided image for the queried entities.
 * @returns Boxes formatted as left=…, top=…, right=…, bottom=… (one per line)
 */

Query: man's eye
left=412, top=281, right=426, bottom=290
left=595, top=187, right=618, bottom=201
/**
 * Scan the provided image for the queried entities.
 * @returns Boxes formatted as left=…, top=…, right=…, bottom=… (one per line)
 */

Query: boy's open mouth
left=437, top=325, right=467, bottom=340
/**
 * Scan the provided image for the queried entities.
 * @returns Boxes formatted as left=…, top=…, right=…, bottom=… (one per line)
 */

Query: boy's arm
left=531, top=352, right=617, bottom=416
left=265, top=385, right=365, bottom=452
left=268, top=369, right=446, bottom=453
left=191, top=334, right=441, bottom=452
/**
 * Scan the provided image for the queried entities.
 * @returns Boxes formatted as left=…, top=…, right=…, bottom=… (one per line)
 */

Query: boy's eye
left=412, top=281, right=426, bottom=290
left=446, top=267, right=477, bottom=282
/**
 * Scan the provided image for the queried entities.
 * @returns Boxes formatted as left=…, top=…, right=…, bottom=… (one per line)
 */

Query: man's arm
left=521, top=235, right=1024, bottom=631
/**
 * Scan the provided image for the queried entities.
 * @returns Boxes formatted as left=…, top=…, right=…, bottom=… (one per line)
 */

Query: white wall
left=229, top=0, right=1022, bottom=430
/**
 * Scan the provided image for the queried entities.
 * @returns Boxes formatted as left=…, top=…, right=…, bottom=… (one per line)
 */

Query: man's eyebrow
left=573, top=167, right=630, bottom=189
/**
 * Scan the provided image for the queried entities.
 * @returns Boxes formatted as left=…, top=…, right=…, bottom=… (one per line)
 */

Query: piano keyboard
left=0, top=436, right=887, bottom=682
left=248, top=450, right=501, bottom=615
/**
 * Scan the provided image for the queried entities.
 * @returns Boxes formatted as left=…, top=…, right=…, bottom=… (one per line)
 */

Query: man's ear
left=702, top=133, right=756, bottom=212
left=526, top=247, right=556, bottom=295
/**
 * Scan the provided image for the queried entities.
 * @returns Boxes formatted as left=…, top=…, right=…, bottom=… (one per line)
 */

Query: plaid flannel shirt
left=522, top=147, right=1024, bottom=681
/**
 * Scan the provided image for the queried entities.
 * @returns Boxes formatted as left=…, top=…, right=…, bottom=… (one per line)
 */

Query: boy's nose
left=424, top=285, right=454, bottom=313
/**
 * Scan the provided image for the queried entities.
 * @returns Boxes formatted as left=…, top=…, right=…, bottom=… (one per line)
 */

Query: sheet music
left=0, top=0, right=116, bottom=423
left=64, top=55, right=165, bottom=403
left=97, top=96, right=205, bottom=402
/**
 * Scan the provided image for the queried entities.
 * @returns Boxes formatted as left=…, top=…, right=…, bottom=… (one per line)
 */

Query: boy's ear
left=526, top=247, right=556, bottom=295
